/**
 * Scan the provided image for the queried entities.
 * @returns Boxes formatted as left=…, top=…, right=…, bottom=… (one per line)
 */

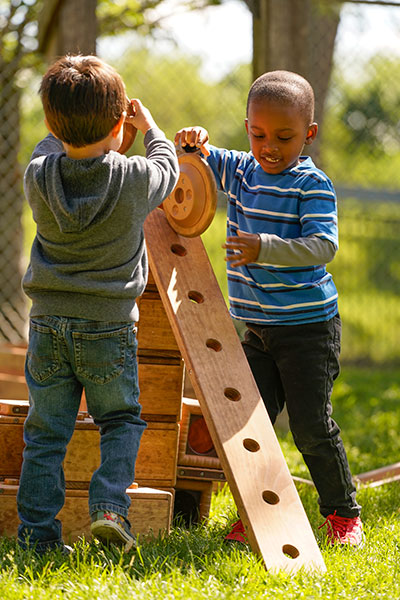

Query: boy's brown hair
left=247, top=70, right=315, bottom=125
left=40, top=54, right=127, bottom=148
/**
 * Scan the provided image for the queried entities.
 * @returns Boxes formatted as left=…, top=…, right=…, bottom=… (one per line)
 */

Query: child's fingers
left=175, top=128, right=209, bottom=152
left=201, top=142, right=211, bottom=157
left=223, top=237, right=250, bottom=249
left=225, top=255, right=247, bottom=268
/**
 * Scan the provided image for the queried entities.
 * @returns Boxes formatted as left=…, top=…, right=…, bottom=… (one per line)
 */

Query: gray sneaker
left=90, top=511, right=135, bottom=552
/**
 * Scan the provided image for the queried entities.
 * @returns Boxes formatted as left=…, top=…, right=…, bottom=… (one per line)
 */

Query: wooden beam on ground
left=144, top=209, right=325, bottom=574
left=354, top=462, right=400, bottom=488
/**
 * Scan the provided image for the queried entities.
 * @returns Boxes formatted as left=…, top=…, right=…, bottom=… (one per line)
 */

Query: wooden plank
left=354, top=462, right=400, bottom=488
left=144, top=209, right=325, bottom=574
left=0, top=483, right=173, bottom=541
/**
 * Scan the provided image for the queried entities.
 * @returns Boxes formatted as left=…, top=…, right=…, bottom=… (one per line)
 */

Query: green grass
left=1, top=483, right=400, bottom=599
left=1, top=367, right=400, bottom=598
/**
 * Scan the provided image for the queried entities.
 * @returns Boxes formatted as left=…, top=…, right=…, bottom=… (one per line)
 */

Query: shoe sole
left=91, top=520, right=135, bottom=552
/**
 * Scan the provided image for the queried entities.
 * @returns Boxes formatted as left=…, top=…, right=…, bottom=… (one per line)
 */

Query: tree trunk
left=250, top=0, right=341, bottom=163
left=42, top=0, right=97, bottom=59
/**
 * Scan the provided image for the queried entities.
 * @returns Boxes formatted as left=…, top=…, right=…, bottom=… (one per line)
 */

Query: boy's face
left=245, top=99, right=317, bottom=174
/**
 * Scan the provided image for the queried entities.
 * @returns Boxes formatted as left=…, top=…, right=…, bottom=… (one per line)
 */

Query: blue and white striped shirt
left=207, top=146, right=339, bottom=325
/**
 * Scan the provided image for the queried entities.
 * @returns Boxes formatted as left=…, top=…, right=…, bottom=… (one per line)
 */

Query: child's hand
left=126, top=99, right=157, bottom=135
left=222, top=230, right=261, bottom=267
left=174, top=127, right=210, bottom=157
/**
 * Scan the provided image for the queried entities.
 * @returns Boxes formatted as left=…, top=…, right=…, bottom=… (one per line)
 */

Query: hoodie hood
left=36, top=151, right=125, bottom=233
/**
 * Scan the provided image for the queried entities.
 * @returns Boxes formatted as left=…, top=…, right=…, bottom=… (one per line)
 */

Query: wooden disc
left=162, top=153, right=217, bottom=237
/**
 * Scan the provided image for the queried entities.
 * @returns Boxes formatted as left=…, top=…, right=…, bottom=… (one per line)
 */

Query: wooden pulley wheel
left=162, top=152, right=217, bottom=237
left=118, top=98, right=137, bottom=155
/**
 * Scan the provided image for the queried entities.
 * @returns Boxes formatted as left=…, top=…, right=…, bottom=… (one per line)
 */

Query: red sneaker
left=224, top=519, right=248, bottom=544
left=319, top=511, right=364, bottom=547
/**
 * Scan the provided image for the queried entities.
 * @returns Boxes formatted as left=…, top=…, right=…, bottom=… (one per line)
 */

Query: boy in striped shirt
left=175, top=70, right=363, bottom=547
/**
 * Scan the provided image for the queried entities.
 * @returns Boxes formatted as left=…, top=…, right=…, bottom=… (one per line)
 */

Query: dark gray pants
left=242, top=314, right=361, bottom=518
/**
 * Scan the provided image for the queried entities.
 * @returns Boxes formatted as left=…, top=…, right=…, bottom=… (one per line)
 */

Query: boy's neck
left=63, top=137, right=112, bottom=159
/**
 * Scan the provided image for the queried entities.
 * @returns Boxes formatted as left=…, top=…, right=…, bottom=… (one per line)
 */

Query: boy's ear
left=244, top=118, right=249, bottom=135
left=111, top=112, right=126, bottom=138
left=305, top=122, right=318, bottom=145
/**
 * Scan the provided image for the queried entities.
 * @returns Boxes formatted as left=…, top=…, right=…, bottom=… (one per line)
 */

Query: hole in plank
left=188, top=290, right=204, bottom=304
left=206, top=338, right=222, bottom=352
left=282, top=544, right=300, bottom=559
left=224, top=387, right=241, bottom=402
left=175, top=187, right=184, bottom=204
left=262, top=490, right=280, bottom=505
left=171, top=243, right=187, bottom=257
left=243, top=438, right=260, bottom=452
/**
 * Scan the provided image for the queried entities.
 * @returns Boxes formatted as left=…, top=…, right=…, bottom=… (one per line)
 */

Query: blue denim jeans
left=17, top=316, right=146, bottom=551
left=242, top=315, right=361, bottom=519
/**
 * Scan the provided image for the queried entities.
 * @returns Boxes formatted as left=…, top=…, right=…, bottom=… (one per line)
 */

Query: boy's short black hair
left=40, top=54, right=128, bottom=148
left=247, top=70, right=315, bottom=124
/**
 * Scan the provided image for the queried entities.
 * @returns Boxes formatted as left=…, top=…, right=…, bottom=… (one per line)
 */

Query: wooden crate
left=174, top=478, right=213, bottom=524
left=0, top=482, right=173, bottom=541
left=178, top=398, right=222, bottom=469
left=137, top=291, right=180, bottom=357
left=0, top=373, right=28, bottom=401
left=0, top=346, right=184, bottom=422
left=0, top=344, right=26, bottom=375
left=0, top=411, right=179, bottom=487
left=139, top=357, right=183, bottom=421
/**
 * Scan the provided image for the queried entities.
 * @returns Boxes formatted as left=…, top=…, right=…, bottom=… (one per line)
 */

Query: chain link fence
left=1, top=0, right=400, bottom=365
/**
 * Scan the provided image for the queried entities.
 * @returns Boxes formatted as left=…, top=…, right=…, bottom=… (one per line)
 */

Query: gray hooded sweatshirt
left=22, top=128, right=179, bottom=322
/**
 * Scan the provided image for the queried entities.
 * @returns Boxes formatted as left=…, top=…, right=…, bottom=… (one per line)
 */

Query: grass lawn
left=1, top=367, right=400, bottom=599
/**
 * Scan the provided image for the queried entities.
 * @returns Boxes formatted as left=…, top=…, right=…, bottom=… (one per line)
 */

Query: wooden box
left=174, top=478, right=213, bottom=524
left=178, top=398, right=222, bottom=469
left=139, top=357, right=183, bottom=421
left=0, top=482, right=173, bottom=542
left=0, top=346, right=184, bottom=422
left=0, top=411, right=179, bottom=488
left=0, top=373, right=28, bottom=401
left=0, top=344, right=26, bottom=375
left=137, top=291, right=180, bottom=357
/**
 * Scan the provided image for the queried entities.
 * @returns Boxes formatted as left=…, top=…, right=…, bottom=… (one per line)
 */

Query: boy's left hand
left=222, top=230, right=261, bottom=267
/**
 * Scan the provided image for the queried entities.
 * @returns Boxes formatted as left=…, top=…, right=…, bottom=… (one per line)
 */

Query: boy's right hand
left=127, top=99, right=157, bottom=135
left=175, top=127, right=210, bottom=157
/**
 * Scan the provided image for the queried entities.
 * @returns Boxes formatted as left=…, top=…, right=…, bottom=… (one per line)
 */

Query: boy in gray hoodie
left=17, top=54, right=179, bottom=553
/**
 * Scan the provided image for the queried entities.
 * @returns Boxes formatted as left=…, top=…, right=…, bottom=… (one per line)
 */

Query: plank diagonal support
left=144, top=209, right=326, bottom=574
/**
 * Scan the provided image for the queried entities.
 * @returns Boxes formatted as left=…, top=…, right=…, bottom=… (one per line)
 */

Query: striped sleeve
left=206, top=145, right=248, bottom=193
left=298, top=173, right=338, bottom=248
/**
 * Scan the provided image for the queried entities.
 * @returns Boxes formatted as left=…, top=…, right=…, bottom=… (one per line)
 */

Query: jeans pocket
left=27, top=321, right=60, bottom=383
left=73, top=325, right=128, bottom=385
